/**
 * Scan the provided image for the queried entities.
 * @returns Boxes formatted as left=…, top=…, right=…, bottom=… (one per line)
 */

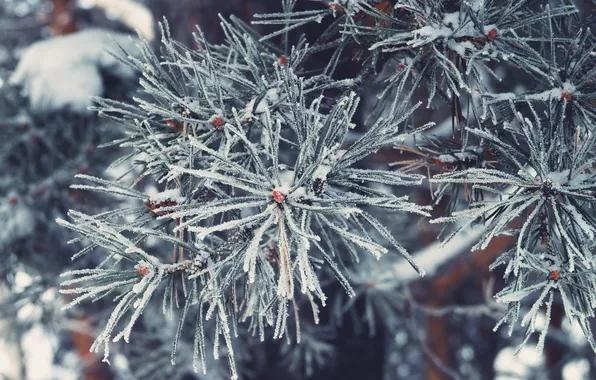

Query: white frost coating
left=313, top=164, right=331, bottom=180
left=563, top=81, right=577, bottom=93
left=244, top=88, right=280, bottom=119
left=409, top=12, right=497, bottom=58
left=487, top=92, right=517, bottom=101
left=447, top=40, right=475, bottom=56
left=437, top=146, right=483, bottom=164
left=278, top=169, right=295, bottom=188
left=272, top=185, right=289, bottom=196
left=10, top=29, right=140, bottom=113
left=410, top=12, right=472, bottom=46
left=289, top=186, right=307, bottom=200
left=483, top=24, right=498, bottom=35
left=132, top=276, right=150, bottom=294
left=255, top=99, right=268, bottom=114
left=546, top=170, right=571, bottom=189
left=244, top=212, right=277, bottom=283
left=465, top=0, right=484, bottom=12
left=537, top=88, right=564, bottom=100
left=562, top=203, right=595, bottom=240
left=492, top=81, right=577, bottom=103
left=150, top=133, right=170, bottom=140
left=114, top=262, right=164, bottom=344
left=148, top=188, right=186, bottom=203
left=132, top=261, right=154, bottom=293
left=266, top=88, right=279, bottom=102
left=333, top=149, right=346, bottom=160
left=312, top=146, right=346, bottom=183
left=410, top=25, right=452, bottom=47
left=331, top=0, right=368, bottom=15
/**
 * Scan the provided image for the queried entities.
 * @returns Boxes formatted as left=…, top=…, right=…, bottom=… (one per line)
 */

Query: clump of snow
left=546, top=170, right=571, bottom=189
left=527, top=81, right=577, bottom=101
left=447, top=40, right=475, bottom=56
left=410, top=25, right=451, bottom=47
left=443, top=13, right=462, bottom=30
left=289, top=186, right=307, bottom=200
left=483, top=24, right=498, bottom=35
left=278, top=169, right=295, bottom=188
left=465, top=0, right=485, bottom=12
left=10, top=29, right=140, bottom=114
left=410, top=12, right=467, bottom=47
left=266, top=88, right=279, bottom=102
left=79, top=0, right=155, bottom=41
left=273, top=186, right=289, bottom=196
left=465, top=0, right=484, bottom=13
left=486, top=80, right=578, bottom=106
left=0, top=197, right=35, bottom=248
left=331, top=149, right=346, bottom=161
left=437, top=146, right=483, bottom=164
left=133, top=261, right=154, bottom=293
left=562, top=81, right=577, bottom=94
left=409, top=12, right=497, bottom=58
left=254, top=98, right=268, bottom=114
left=313, top=164, right=332, bottom=181
left=244, top=87, right=280, bottom=119
left=311, top=146, right=346, bottom=183
left=148, top=188, right=186, bottom=203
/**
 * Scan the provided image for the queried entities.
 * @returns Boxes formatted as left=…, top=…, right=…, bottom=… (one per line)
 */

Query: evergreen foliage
left=3, top=0, right=596, bottom=378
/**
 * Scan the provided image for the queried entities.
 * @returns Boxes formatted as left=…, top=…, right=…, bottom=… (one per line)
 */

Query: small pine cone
left=487, top=28, right=498, bottom=41
left=550, top=270, right=560, bottom=281
left=166, top=120, right=184, bottom=132
left=135, top=261, right=152, bottom=276
left=272, top=188, right=286, bottom=203
left=329, top=3, right=343, bottom=13
left=210, top=115, right=225, bottom=130
left=146, top=199, right=178, bottom=215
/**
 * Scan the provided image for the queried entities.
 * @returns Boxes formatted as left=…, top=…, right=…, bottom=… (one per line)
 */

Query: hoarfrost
left=10, top=29, right=140, bottom=113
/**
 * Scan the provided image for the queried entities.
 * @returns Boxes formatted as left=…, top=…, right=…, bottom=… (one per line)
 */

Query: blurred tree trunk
left=545, top=304, right=565, bottom=380
left=71, top=317, right=114, bottom=380
left=425, top=299, right=452, bottom=380
left=50, top=0, right=77, bottom=35
left=423, top=228, right=516, bottom=379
